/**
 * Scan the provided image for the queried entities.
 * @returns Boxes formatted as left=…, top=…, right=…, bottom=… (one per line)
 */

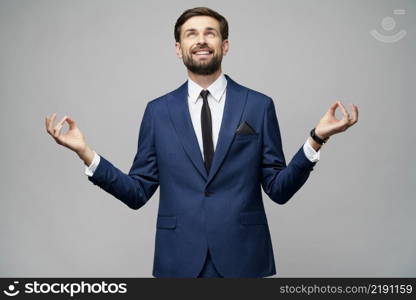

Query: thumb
left=66, top=117, right=77, bottom=130
left=327, top=101, right=338, bottom=115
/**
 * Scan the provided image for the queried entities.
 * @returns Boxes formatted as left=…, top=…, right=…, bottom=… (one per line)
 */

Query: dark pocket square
left=236, top=121, right=256, bottom=135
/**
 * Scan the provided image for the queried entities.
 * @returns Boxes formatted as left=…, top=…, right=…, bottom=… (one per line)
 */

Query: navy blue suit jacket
left=88, top=74, right=317, bottom=278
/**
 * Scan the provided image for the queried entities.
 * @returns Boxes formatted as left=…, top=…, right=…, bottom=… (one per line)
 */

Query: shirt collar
left=188, top=73, right=227, bottom=104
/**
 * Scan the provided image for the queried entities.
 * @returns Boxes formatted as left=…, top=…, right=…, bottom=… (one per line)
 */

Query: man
left=45, top=7, right=358, bottom=278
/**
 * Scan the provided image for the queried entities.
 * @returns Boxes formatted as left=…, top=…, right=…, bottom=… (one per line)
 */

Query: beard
left=182, top=49, right=223, bottom=75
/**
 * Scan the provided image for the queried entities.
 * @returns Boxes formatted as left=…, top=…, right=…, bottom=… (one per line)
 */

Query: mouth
left=192, top=48, right=213, bottom=58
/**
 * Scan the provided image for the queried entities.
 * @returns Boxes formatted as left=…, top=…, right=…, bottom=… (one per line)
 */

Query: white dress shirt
left=85, top=73, right=320, bottom=176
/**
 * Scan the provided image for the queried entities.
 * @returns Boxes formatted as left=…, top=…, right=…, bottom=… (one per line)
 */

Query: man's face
left=176, top=16, right=229, bottom=75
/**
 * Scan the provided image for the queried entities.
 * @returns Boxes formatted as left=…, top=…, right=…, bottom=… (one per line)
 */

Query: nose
left=196, top=32, right=207, bottom=45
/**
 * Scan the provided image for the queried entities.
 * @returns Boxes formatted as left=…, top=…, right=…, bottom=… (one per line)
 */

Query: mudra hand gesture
left=45, top=113, right=94, bottom=165
left=314, top=101, right=359, bottom=140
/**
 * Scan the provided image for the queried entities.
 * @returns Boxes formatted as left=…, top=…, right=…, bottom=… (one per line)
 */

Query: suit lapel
left=167, top=81, right=208, bottom=180
left=206, top=74, right=248, bottom=187
left=166, top=74, right=248, bottom=185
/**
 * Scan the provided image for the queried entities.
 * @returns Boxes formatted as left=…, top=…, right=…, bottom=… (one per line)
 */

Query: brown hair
left=174, top=7, right=229, bottom=42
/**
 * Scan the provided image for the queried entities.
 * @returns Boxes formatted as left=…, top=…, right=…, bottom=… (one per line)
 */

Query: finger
left=47, top=113, right=57, bottom=134
left=45, top=115, right=50, bottom=132
left=327, top=101, right=339, bottom=116
left=65, top=116, right=77, bottom=130
left=349, top=103, right=358, bottom=125
left=52, top=116, right=67, bottom=137
left=52, top=115, right=68, bottom=137
left=57, top=115, right=68, bottom=128
left=348, top=104, right=355, bottom=125
left=338, top=101, right=351, bottom=122
left=45, top=114, right=51, bottom=131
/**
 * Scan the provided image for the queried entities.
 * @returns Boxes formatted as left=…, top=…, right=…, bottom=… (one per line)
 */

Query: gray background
left=1, top=0, right=415, bottom=277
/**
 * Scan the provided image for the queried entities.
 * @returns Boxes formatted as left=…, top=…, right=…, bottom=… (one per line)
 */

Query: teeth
left=195, top=51, right=210, bottom=54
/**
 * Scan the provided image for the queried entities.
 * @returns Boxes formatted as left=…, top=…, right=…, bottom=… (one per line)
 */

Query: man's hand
left=314, top=101, right=359, bottom=140
left=45, top=113, right=95, bottom=166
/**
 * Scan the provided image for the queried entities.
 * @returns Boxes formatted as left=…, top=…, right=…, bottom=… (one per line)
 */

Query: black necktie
left=200, top=89, right=214, bottom=174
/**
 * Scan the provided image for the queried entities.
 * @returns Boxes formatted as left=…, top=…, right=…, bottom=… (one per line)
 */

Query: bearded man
left=45, top=7, right=358, bottom=278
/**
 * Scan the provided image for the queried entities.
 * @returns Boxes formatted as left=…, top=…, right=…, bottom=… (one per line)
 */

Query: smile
left=192, top=49, right=213, bottom=57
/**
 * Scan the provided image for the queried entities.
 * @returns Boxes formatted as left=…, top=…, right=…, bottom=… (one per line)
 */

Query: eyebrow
left=184, top=27, right=219, bottom=34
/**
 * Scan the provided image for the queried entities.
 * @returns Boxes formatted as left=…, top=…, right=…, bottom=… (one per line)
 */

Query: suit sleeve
left=261, top=98, right=317, bottom=205
left=87, top=102, right=160, bottom=210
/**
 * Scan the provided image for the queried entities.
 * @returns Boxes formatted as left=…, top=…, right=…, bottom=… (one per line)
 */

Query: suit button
left=205, top=191, right=212, bottom=197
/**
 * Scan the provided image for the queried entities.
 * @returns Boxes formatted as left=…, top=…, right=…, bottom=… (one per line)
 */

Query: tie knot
left=200, top=89, right=209, bottom=100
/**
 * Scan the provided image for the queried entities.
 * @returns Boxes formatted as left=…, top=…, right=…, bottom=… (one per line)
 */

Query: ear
left=175, top=42, right=183, bottom=59
left=222, top=39, right=229, bottom=56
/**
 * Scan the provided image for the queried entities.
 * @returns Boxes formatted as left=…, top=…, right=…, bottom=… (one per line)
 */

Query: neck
left=187, top=68, right=222, bottom=89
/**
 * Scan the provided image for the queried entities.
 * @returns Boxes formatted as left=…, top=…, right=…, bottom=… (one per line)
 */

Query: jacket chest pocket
left=233, top=133, right=259, bottom=142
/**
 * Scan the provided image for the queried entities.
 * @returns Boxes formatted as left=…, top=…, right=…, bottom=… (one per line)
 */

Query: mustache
left=191, top=44, right=214, bottom=52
